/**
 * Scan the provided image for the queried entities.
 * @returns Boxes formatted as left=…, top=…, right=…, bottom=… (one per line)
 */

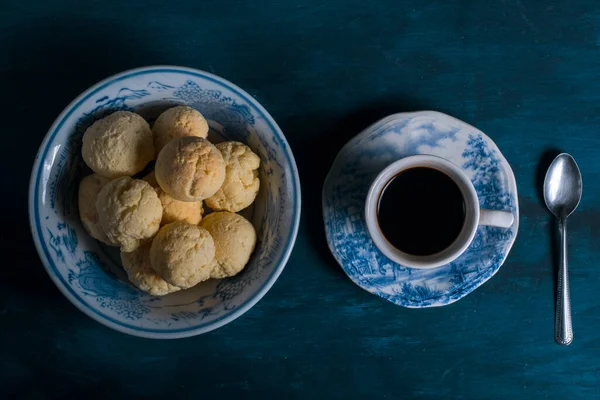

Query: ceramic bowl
left=29, top=66, right=301, bottom=338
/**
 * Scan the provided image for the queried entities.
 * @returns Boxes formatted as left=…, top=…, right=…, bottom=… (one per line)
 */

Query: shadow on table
left=0, top=19, right=160, bottom=303
left=282, top=99, right=427, bottom=276
left=535, top=148, right=562, bottom=309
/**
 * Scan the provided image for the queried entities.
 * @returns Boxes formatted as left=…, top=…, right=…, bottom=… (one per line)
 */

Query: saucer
left=322, top=111, right=519, bottom=308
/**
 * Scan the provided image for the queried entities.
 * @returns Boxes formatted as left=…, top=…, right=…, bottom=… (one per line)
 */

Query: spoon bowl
left=543, top=153, right=582, bottom=218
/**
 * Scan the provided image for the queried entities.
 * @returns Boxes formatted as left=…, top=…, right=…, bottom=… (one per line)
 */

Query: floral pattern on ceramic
left=322, top=111, right=519, bottom=308
left=29, top=66, right=300, bottom=338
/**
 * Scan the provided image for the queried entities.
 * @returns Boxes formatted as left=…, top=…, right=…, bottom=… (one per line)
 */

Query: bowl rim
left=28, top=65, right=301, bottom=339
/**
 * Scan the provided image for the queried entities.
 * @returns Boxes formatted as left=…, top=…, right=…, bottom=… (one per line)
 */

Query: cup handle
left=479, top=209, right=514, bottom=228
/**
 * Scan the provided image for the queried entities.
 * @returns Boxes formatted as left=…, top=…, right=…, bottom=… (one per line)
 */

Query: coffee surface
left=377, top=167, right=466, bottom=256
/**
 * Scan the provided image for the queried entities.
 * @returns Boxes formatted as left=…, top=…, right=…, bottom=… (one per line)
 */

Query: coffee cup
left=364, top=154, right=514, bottom=269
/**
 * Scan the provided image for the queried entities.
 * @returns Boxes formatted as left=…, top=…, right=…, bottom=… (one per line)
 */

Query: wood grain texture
left=2, top=0, right=600, bottom=398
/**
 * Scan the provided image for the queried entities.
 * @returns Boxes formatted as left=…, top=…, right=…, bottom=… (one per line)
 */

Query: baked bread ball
left=120, top=243, right=180, bottom=296
left=152, top=105, right=209, bottom=154
left=96, top=177, right=162, bottom=252
left=200, top=212, right=257, bottom=279
left=144, top=171, right=203, bottom=226
left=205, top=141, right=260, bottom=212
left=155, top=136, right=225, bottom=202
left=149, top=222, right=215, bottom=288
left=78, top=174, right=114, bottom=244
left=82, top=111, right=154, bottom=178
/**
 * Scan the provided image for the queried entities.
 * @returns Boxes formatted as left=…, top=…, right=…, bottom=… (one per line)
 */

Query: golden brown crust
left=82, top=111, right=154, bottom=178
left=152, top=105, right=209, bottom=154
left=121, top=243, right=181, bottom=296
left=144, top=171, right=203, bottom=226
left=96, top=177, right=163, bottom=252
left=78, top=174, right=114, bottom=244
left=205, top=141, right=261, bottom=212
left=155, top=136, right=226, bottom=202
left=200, top=212, right=256, bottom=278
left=149, top=222, right=215, bottom=288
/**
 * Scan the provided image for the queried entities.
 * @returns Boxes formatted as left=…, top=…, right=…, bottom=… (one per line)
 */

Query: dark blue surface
left=2, top=0, right=600, bottom=398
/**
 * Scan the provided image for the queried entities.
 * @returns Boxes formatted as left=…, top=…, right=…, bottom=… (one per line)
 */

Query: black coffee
left=377, top=167, right=465, bottom=256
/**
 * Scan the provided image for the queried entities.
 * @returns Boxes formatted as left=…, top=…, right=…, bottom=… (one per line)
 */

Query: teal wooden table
left=2, top=0, right=600, bottom=398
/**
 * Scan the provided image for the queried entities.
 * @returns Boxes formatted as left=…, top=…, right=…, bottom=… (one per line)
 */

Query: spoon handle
left=556, top=218, right=573, bottom=345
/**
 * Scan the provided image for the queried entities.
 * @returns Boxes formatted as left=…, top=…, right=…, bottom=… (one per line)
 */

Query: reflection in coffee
left=377, top=167, right=465, bottom=256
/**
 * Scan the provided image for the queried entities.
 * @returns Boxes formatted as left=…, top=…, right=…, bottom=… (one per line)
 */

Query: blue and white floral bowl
left=29, top=66, right=301, bottom=338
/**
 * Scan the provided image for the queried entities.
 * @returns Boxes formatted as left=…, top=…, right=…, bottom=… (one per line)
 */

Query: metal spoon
left=543, top=153, right=582, bottom=346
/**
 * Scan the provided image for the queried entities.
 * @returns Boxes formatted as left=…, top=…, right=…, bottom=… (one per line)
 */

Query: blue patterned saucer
left=322, top=111, right=519, bottom=308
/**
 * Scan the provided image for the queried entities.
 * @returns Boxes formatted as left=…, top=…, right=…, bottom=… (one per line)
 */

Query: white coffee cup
left=364, top=155, right=514, bottom=269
